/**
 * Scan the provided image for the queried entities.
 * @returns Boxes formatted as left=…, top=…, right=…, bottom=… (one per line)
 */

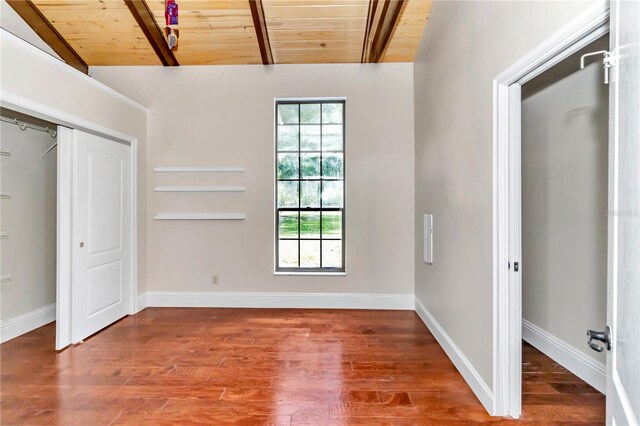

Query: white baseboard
left=142, top=291, right=415, bottom=310
left=414, top=297, right=495, bottom=415
left=135, top=292, right=149, bottom=313
left=522, top=319, right=606, bottom=394
left=0, top=303, right=56, bottom=343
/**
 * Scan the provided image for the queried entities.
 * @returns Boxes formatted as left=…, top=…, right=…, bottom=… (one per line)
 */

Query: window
left=275, top=100, right=345, bottom=273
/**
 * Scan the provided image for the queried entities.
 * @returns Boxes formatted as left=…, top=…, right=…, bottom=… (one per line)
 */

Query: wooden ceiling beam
left=6, top=0, right=88, bottom=74
left=124, top=0, right=179, bottom=67
left=362, top=0, right=405, bottom=63
left=248, top=0, right=274, bottom=65
left=361, top=0, right=379, bottom=63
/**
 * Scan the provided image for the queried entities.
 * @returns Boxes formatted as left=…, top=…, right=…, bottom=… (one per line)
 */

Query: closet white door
left=72, top=130, right=131, bottom=343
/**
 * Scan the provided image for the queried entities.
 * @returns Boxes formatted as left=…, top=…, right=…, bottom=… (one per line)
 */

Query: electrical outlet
left=211, top=275, right=219, bottom=285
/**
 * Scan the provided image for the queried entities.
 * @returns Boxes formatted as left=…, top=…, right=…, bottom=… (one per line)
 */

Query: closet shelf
left=0, top=192, right=11, bottom=200
left=154, top=166, right=246, bottom=173
left=0, top=232, right=7, bottom=240
left=0, top=150, right=10, bottom=157
left=0, top=274, right=11, bottom=284
left=154, top=213, right=246, bottom=220
left=154, top=186, right=246, bottom=192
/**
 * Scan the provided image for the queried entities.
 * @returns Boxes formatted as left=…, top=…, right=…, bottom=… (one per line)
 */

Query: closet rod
left=0, top=116, right=57, bottom=138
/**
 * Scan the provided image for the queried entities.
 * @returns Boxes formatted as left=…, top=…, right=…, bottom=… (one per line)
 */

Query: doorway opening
left=0, top=109, right=58, bottom=343
left=491, top=2, right=611, bottom=418
left=494, top=2, right=638, bottom=421
left=518, top=33, right=609, bottom=422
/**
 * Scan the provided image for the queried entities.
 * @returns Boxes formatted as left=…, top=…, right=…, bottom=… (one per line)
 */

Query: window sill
left=274, top=271, right=346, bottom=277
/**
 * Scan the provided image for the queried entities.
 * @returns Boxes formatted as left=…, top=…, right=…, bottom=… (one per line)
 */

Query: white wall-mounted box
left=424, top=214, right=433, bottom=264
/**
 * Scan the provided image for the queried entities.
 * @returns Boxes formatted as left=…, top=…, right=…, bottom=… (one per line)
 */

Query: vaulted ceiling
left=7, top=0, right=430, bottom=72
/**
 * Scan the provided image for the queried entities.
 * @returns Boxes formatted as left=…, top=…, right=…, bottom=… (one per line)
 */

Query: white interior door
left=72, top=130, right=131, bottom=343
left=607, top=0, right=639, bottom=424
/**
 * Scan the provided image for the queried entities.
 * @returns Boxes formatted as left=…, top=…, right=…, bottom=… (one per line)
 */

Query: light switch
left=424, top=214, right=433, bottom=264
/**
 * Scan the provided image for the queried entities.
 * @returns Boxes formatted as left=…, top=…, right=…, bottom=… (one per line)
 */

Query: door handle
left=587, top=326, right=611, bottom=352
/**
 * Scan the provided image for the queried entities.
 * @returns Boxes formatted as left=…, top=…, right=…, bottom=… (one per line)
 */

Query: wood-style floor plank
left=0, top=308, right=604, bottom=425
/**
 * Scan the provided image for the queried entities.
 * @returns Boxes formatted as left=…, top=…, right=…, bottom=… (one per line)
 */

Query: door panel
left=87, top=260, right=122, bottom=316
left=88, top=150, right=123, bottom=255
left=72, top=130, right=131, bottom=343
left=607, top=0, right=640, bottom=424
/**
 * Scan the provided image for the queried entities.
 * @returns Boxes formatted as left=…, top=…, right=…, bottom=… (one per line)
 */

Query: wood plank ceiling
left=31, top=0, right=161, bottom=65
left=148, top=0, right=263, bottom=65
left=9, top=0, right=431, bottom=68
left=264, top=0, right=369, bottom=64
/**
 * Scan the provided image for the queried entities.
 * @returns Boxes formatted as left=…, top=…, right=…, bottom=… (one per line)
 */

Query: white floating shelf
left=154, top=167, right=246, bottom=173
left=0, top=149, right=10, bottom=157
left=0, top=274, right=12, bottom=284
left=0, top=232, right=7, bottom=240
left=154, top=186, right=246, bottom=192
left=154, top=213, right=246, bottom=220
left=0, top=192, right=11, bottom=200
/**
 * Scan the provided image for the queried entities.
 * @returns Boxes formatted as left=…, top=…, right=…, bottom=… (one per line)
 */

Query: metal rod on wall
left=0, top=116, right=57, bottom=138
left=41, top=142, right=58, bottom=158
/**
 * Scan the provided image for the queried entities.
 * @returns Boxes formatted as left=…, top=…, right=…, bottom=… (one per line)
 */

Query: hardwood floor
left=1, top=308, right=604, bottom=425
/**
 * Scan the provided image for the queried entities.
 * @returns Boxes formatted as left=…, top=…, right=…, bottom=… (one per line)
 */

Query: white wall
left=413, top=0, right=598, bottom=389
left=91, top=64, right=415, bottom=296
left=521, top=60, right=608, bottom=365
left=1, top=122, right=56, bottom=320
left=0, top=0, right=60, bottom=60
left=0, top=29, right=149, bottom=295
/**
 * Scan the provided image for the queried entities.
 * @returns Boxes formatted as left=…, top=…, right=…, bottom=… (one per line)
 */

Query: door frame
left=0, top=91, right=139, bottom=350
left=491, top=1, right=610, bottom=418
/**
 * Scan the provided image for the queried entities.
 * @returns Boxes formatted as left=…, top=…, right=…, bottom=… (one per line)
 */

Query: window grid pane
left=276, top=101, right=344, bottom=271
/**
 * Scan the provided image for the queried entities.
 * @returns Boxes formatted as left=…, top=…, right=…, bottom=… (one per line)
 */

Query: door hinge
left=580, top=50, right=615, bottom=84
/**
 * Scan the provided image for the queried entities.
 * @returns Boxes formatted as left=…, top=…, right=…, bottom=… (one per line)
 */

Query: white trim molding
left=415, top=297, right=494, bottom=415
left=1, top=90, right=137, bottom=146
left=136, top=292, right=149, bottom=313
left=56, top=127, right=73, bottom=349
left=142, top=291, right=414, bottom=310
left=0, top=304, right=56, bottom=343
left=523, top=320, right=606, bottom=394
left=492, top=1, right=610, bottom=418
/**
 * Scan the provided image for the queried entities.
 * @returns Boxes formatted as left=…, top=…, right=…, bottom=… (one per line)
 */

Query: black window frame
left=275, top=99, right=346, bottom=273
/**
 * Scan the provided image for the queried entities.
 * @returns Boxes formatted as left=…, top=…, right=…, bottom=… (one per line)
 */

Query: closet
left=0, top=107, right=135, bottom=347
left=0, top=108, right=58, bottom=341
left=520, top=34, right=609, bottom=399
